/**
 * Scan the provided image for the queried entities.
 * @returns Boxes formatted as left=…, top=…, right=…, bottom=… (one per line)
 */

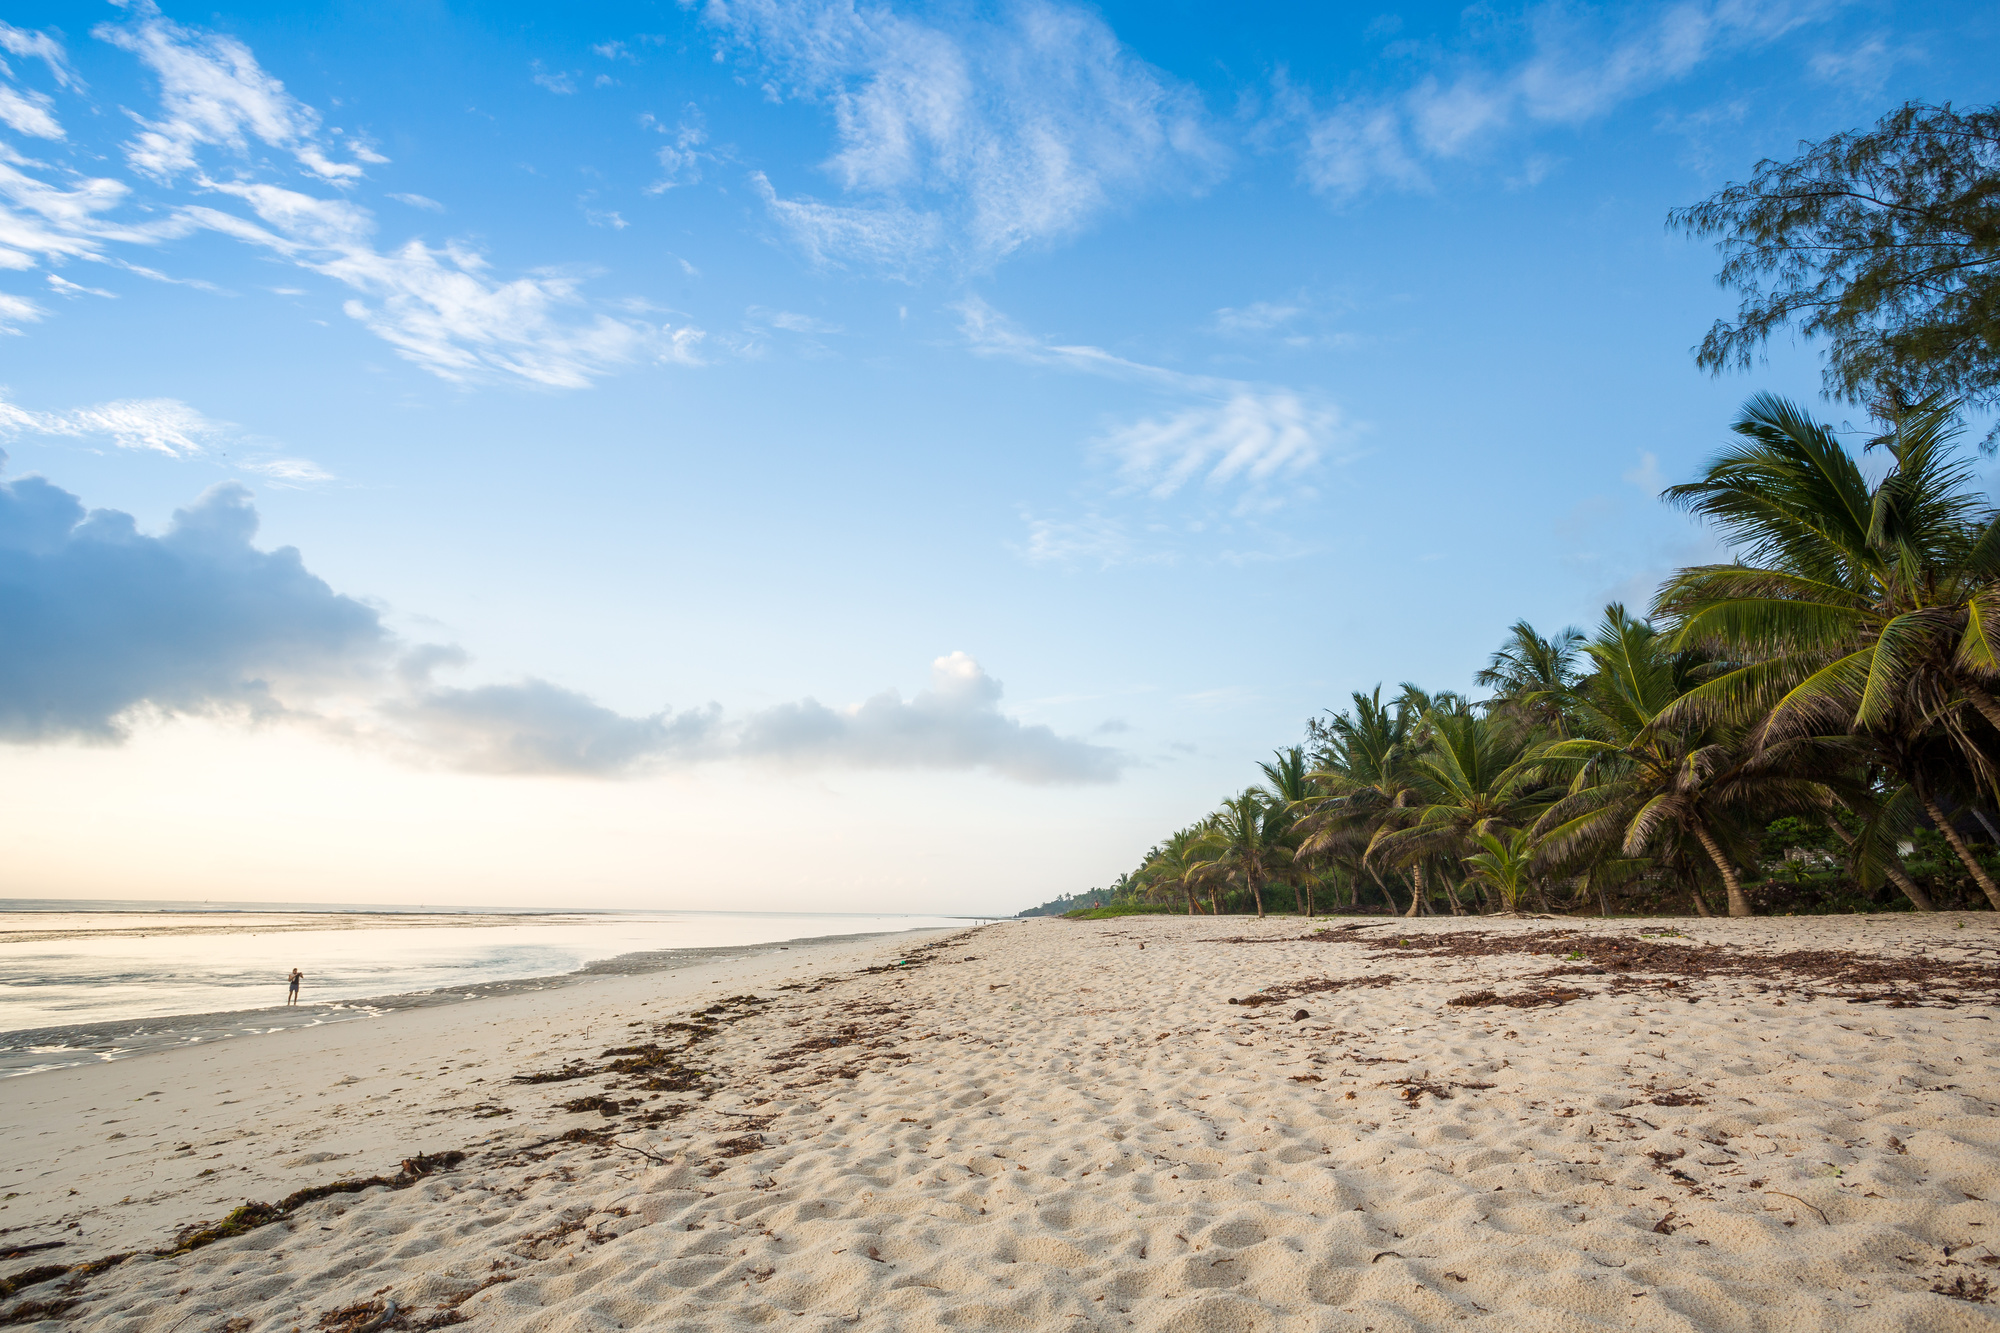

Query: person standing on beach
left=286, top=968, right=302, bottom=1005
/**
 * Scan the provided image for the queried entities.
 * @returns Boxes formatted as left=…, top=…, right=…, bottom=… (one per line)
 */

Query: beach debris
left=313, top=1297, right=411, bottom=1332
left=713, top=1134, right=766, bottom=1158
left=165, top=1150, right=467, bottom=1255
left=558, top=1095, right=626, bottom=1117
left=1934, top=1273, right=1993, bottom=1303
left=1291, top=1009, right=1310, bottom=1021
left=0, top=1293, right=80, bottom=1326
left=1447, top=987, right=1585, bottom=1009
left=0, top=1244, right=61, bottom=1264
left=1384, top=1077, right=1454, bottom=1102
left=0, top=1266, right=66, bottom=1300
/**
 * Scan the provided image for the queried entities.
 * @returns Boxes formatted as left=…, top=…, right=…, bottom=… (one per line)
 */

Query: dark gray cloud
left=0, top=467, right=383, bottom=740
left=737, top=652, right=1122, bottom=785
left=0, top=469, right=1124, bottom=784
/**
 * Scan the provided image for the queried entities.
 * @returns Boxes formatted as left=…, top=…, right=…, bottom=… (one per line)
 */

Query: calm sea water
left=0, top=900, right=981, bottom=1076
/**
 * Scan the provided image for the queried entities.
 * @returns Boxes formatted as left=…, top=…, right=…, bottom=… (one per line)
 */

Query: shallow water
left=0, top=902, right=975, bottom=1075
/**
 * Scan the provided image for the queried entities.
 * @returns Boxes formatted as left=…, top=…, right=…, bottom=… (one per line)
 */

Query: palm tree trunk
left=1441, top=872, right=1465, bottom=916
left=1404, top=861, right=1426, bottom=918
left=1919, top=786, right=2000, bottom=911
left=1823, top=819, right=1935, bottom=911
left=1690, top=820, right=1752, bottom=916
left=1963, top=682, right=2000, bottom=735
left=1249, top=870, right=1266, bottom=918
left=1689, top=884, right=1714, bottom=917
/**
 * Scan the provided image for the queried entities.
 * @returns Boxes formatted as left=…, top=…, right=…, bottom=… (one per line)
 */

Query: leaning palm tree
left=1655, top=392, right=2000, bottom=906
left=1538, top=606, right=1845, bottom=917
left=1194, top=790, right=1293, bottom=918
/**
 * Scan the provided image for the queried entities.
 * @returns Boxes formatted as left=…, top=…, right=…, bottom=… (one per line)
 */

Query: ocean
left=0, top=900, right=980, bottom=1076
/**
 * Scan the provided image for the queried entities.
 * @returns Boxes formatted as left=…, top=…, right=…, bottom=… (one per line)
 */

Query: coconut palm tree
left=1367, top=709, right=1554, bottom=914
left=1142, top=828, right=1210, bottom=915
left=1476, top=621, right=1586, bottom=736
left=1298, top=688, right=1424, bottom=914
left=1655, top=392, right=2000, bottom=906
left=1193, top=790, right=1293, bottom=918
left=1463, top=827, right=1540, bottom=913
left=1537, top=606, right=1846, bottom=917
left=1258, top=746, right=1318, bottom=913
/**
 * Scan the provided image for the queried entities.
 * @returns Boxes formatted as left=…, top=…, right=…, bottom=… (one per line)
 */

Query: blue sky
left=0, top=0, right=1994, bottom=912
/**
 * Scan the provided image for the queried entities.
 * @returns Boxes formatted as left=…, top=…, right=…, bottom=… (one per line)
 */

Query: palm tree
left=1142, top=828, right=1209, bottom=915
left=1463, top=827, right=1539, bottom=913
left=1298, top=688, right=1423, bottom=914
left=1258, top=746, right=1317, bottom=914
left=1537, top=606, right=1845, bottom=917
left=1655, top=392, right=2000, bottom=907
left=1194, top=790, right=1293, bottom=918
left=1367, top=709, right=1554, bottom=915
left=1476, top=621, right=1586, bottom=736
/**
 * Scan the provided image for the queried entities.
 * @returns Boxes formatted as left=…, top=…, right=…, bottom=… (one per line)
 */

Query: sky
left=0, top=0, right=1995, bottom=915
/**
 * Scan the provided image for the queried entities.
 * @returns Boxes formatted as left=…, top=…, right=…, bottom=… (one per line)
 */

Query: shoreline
left=0, top=926, right=945, bottom=1078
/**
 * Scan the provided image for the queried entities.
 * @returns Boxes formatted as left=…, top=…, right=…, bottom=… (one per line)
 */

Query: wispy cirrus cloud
left=0, top=10, right=698, bottom=390
left=959, top=297, right=1356, bottom=507
left=698, top=0, right=1222, bottom=272
left=0, top=390, right=331, bottom=481
left=1273, top=0, right=1836, bottom=201
left=182, top=181, right=701, bottom=387
left=96, top=1, right=379, bottom=184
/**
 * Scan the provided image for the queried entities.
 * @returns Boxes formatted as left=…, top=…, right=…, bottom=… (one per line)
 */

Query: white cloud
left=0, top=20, right=79, bottom=90
left=181, top=180, right=702, bottom=387
left=530, top=61, right=577, bottom=94
left=1100, top=391, right=1341, bottom=500
left=387, top=192, right=444, bottom=212
left=0, top=289, right=42, bottom=332
left=736, top=652, right=1122, bottom=784
left=0, top=392, right=228, bottom=456
left=1016, top=512, right=1137, bottom=568
left=960, top=297, right=1353, bottom=507
left=1278, top=0, right=1832, bottom=201
left=1623, top=450, right=1665, bottom=495
left=46, top=272, right=114, bottom=298
left=700, top=0, right=1221, bottom=270
left=0, top=85, right=62, bottom=139
left=1808, top=35, right=1912, bottom=92
left=1214, top=301, right=1304, bottom=336
left=95, top=2, right=371, bottom=184
left=643, top=106, right=712, bottom=193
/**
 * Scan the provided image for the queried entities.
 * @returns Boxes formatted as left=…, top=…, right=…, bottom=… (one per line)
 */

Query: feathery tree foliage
left=1671, top=101, right=2000, bottom=432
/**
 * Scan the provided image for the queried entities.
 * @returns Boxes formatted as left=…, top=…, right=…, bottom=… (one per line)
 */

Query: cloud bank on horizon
left=0, top=462, right=1122, bottom=784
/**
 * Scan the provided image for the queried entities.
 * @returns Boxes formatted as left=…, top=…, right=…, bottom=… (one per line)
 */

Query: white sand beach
left=5, top=913, right=2000, bottom=1332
